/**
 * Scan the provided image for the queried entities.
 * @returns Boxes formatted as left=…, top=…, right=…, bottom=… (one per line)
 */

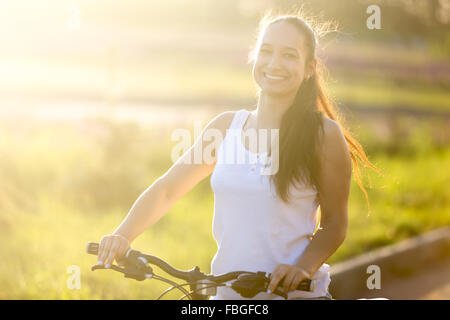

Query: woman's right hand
left=97, top=234, right=130, bottom=268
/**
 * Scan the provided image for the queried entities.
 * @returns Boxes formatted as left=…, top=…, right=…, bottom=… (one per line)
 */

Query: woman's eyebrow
left=261, top=43, right=299, bottom=52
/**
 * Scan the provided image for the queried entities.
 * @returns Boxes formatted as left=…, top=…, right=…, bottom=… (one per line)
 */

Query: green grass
left=329, top=80, right=450, bottom=111
left=329, top=149, right=450, bottom=263
left=0, top=115, right=449, bottom=299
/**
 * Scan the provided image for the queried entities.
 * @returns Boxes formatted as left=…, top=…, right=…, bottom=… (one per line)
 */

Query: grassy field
left=0, top=115, right=448, bottom=299
left=1, top=0, right=448, bottom=299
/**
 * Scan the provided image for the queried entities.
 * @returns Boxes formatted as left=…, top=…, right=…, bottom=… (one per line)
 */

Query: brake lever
left=265, top=273, right=313, bottom=299
left=91, top=264, right=126, bottom=274
left=260, top=277, right=288, bottom=299
left=272, top=288, right=288, bottom=299
left=91, top=260, right=153, bottom=282
left=230, top=272, right=288, bottom=299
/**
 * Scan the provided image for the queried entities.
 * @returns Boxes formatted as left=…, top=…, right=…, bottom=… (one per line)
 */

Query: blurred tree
left=235, top=0, right=449, bottom=41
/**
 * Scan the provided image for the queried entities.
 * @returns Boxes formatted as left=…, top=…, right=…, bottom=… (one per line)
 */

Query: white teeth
left=264, top=73, right=286, bottom=80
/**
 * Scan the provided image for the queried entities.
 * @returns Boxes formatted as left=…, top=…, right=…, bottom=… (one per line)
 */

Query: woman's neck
left=253, top=91, right=296, bottom=129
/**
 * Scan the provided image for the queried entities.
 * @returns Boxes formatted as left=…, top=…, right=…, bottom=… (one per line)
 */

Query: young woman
left=96, top=13, right=375, bottom=300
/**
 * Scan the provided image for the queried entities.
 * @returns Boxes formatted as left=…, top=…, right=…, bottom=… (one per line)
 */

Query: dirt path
left=361, top=259, right=450, bottom=300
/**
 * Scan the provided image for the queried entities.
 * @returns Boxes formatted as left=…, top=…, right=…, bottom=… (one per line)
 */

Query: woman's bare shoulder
left=205, top=108, right=254, bottom=133
left=322, top=117, right=343, bottom=135
left=206, top=109, right=243, bottom=133
left=319, top=117, right=351, bottom=167
left=320, top=118, right=346, bottom=145
left=210, top=110, right=236, bottom=128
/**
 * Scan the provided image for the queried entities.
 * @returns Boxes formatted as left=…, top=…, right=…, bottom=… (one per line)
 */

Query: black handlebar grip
left=86, top=242, right=99, bottom=255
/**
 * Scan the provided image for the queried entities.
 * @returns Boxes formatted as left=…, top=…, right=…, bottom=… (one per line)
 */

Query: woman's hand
left=268, top=264, right=310, bottom=294
left=97, top=234, right=130, bottom=268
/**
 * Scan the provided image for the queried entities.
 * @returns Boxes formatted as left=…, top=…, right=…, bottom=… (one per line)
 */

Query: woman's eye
left=259, top=49, right=296, bottom=59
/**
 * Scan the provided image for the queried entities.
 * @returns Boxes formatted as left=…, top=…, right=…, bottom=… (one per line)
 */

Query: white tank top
left=210, top=109, right=331, bottom=300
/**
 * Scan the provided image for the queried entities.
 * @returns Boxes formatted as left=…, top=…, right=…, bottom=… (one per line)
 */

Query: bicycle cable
left=150, top=274, right=192, bottom=299
left=178, top=283, right=227, bottom=300
left=156, top=282, right=199, bottom=300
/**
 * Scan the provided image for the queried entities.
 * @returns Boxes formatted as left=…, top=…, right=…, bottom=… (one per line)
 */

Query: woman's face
left=252, top=21, right=313, bottom=97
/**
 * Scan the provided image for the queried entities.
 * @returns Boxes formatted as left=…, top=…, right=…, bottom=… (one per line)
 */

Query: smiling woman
left=247, top=11, right=379, bottom=207
left=95, top=8, right=379, bottom=300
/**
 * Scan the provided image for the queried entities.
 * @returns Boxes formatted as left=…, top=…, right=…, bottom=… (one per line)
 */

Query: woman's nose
left=267, top=54, right=283, bottom=70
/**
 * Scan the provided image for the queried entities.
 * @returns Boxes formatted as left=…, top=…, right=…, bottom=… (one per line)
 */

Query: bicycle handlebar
left=87, top=242, right=261, bottom=283
left=86, top=241, right=316, bottom=297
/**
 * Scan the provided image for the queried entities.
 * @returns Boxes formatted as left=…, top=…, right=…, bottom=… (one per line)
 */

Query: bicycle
left=86, top=242, right=318, bottom=300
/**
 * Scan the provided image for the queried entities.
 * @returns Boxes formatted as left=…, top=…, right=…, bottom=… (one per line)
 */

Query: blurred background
left=0, top=0, right=449, bottom=299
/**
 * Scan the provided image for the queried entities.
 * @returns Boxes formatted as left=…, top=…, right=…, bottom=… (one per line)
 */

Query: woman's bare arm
left=98, top=111, right=235, bottom=266
left=267, top=118, right=352, bottom=293
left=294, top=118, right=351, bottom=276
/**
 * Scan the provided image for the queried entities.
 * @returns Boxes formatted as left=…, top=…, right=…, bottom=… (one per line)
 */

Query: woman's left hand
left=268, top=264, right=310, bottom=294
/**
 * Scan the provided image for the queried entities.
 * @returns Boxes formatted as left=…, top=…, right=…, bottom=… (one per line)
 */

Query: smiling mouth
left=264, top=72, right=288, bottom=80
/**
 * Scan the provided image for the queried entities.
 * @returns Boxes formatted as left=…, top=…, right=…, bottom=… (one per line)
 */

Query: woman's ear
left=306, top=58, right=317, bottom=79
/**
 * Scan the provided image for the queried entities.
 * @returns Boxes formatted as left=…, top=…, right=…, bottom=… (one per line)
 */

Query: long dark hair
left=248, top=11, right=379, bottom=207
